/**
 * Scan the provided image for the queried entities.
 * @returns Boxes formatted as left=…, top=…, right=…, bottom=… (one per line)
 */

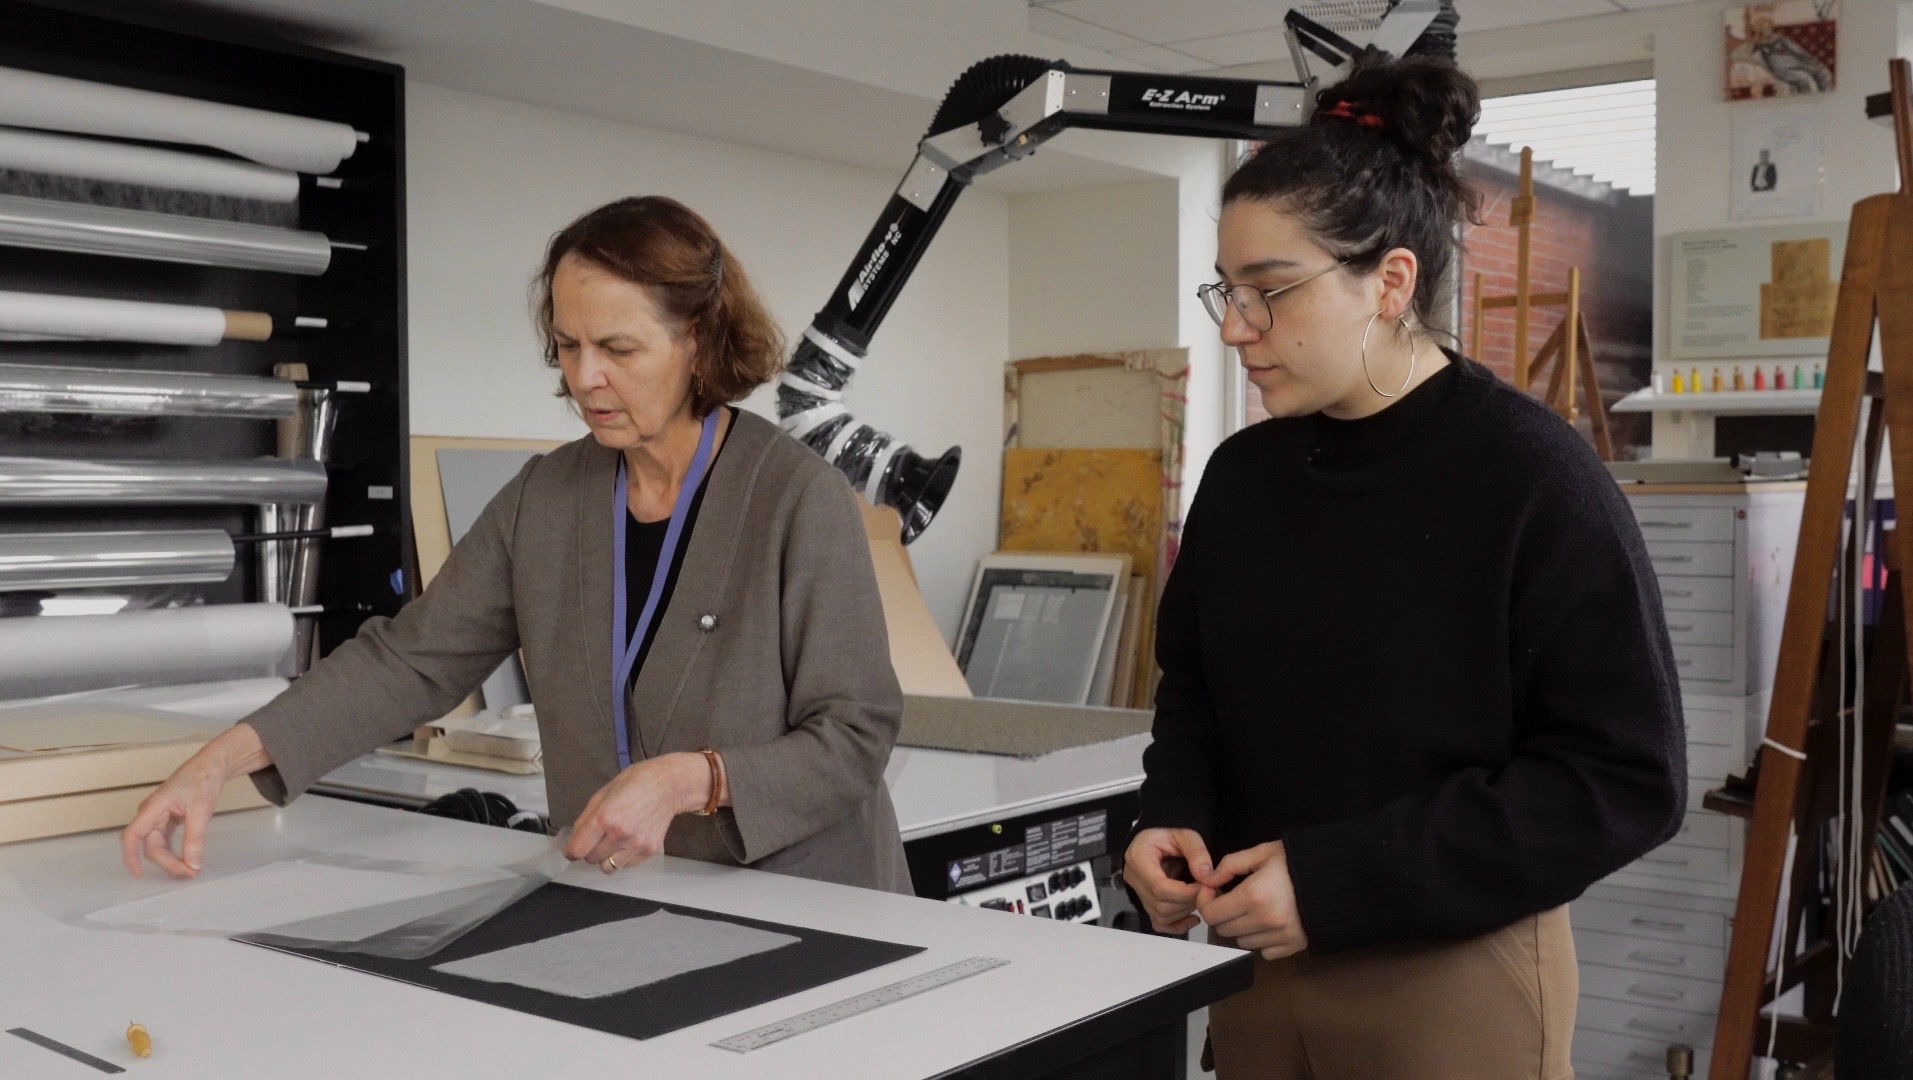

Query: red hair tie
left=1319, top=100, right=1384, bottom=129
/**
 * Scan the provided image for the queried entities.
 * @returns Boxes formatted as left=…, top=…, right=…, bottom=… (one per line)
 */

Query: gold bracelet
left=694, top=747, right=722, bottom=816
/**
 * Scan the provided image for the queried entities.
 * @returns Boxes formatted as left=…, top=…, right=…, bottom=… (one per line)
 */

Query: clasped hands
left=1121, top=828, right=1307, bottom=960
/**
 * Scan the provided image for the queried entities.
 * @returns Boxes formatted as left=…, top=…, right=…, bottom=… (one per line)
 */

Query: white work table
left=316, top=734, right=1151, bottom=843
left=0, top=797, right=1245, bottom=1079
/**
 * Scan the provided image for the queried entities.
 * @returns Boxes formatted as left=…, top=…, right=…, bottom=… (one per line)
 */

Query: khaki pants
left=1207, top=907, right=1577, bottom=1080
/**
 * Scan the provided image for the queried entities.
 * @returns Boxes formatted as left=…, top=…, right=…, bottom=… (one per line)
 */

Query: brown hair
left=533, top=196, right=785, bottom=415
left=1223, top=55, right=1481, bottom=329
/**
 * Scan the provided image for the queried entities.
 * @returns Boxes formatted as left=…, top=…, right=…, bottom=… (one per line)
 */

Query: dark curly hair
left=1222, top=55, right=1482, bottom=328
left=532, top=196, right=785, bottom=416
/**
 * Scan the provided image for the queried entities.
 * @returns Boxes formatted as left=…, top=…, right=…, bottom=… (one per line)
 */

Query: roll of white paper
left=0, top=127, right=301, bottom=202
left=0, top=457, right=327, bottom=505
left=0, top=66, right=360, bottom=174
left=0, top=194, right=332, bottom=275
left=0, top=290, right=226, bottom=345
left=0, top=604, right=295, bottom=698
left=0, top=529, right=235, bottom=591
left=0, top=362, right=300, bottom=418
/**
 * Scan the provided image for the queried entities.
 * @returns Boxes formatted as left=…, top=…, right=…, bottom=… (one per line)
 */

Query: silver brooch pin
left=698, top=613, right=718, bottom=632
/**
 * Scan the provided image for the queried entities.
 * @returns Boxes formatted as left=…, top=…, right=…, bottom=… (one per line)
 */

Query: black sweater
left=1136, top=357, right=1686, bottom=954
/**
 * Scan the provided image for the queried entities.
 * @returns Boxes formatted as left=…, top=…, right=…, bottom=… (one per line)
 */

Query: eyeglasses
left=1197, top=261, right=1343, bottom=332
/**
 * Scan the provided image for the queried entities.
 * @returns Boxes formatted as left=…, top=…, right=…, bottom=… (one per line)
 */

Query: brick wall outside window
left=1240, top=162, right=1654, bottom=457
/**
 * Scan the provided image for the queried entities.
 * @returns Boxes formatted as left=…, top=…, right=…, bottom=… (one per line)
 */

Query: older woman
left=121, top=196, right=911, bottom=893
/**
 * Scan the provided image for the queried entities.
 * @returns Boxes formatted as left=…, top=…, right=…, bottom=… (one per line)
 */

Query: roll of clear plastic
left=0, top=289, right=229, bottom=345
left=0, top=194, right=332, bottom=275
left=0, top=603, right=295, bottom=698
left=0, top=529, right=235, bottom=592
left=0, top=457, right=326, bottom=505
left=0, top=363, right=298, bottom=418
left=0, top=66, right=360, bottom=174
left=0, top=677, right=289, bottom=722
left=0, top=127, right=300, bottom=203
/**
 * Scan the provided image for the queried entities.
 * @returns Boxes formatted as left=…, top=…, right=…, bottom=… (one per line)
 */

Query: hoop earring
left=1361, top=311, right=1416, bottom=398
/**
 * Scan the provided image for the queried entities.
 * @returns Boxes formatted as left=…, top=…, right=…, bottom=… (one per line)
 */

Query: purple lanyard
left=610, top=410, right=719, bottom=770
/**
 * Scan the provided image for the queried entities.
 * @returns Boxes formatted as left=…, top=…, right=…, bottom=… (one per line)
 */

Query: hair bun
left=1315, top=55, right=1479, bottom=164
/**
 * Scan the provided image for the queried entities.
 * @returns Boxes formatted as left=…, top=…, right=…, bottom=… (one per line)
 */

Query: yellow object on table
left=126, top=1022, right=151, bottom=1058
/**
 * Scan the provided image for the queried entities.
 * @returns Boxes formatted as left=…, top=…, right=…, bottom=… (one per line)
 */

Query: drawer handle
left=1628, top=983, right=1686, bottom=1003
left=1640, top=520, right=1694, bottom=528
left=1640, top=855, right=1692, bottom=867
left=1627, top=1017, right=1686, bottom=1037
left=1677, top=659, right=1694, bottom=668
left=1631, top=916, right=1689, bottom=933
left=1665, top=589, right=1695, bottom=598
left=1629, top=949, right=1689, bottom=968
left=1655, top=556, right=1696, bottom=564
left=1668, top=623, right=1696, bottom=632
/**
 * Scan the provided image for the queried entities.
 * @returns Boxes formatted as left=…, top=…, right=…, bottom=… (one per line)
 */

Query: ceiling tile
left=1045, top=0, right=1286, bottom=46
left=1028, top=6, right=1147, bottom=52
left=1166, top=27, right=1290, bottom=68
left=1110, top=44, right=1216, bottom=74
left=1460, top=0, right=1624, bottom=34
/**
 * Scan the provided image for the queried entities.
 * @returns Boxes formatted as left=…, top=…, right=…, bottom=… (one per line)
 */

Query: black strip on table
left=6, top=1027, right=126, bottom=1074
left=240, top=881, right=926, bottom=1042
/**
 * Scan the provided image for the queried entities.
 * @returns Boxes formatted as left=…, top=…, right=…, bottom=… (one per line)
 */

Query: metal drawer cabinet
left=1574, top=927, right=1727, bottom=982
left=1645, top=540, right=1735, bottom=578
left=1576, top=995, right=1718, bottom=1050
left=1579, top=959, right=1722, bottom=1015
left=1574, top=1028, right=1712, bottom=1079
left=1631, top=507, right=1735, bottom=543
left=1571, top=895, right=1727, bottom=948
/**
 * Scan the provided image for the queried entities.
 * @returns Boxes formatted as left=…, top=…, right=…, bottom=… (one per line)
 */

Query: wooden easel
left=1706, top=58, right=1913, bottom=1080
left=1469, top=147, right=1615, bottom=460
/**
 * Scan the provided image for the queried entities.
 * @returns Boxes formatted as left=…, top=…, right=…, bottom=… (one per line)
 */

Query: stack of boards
left=0, top=703, right=266, bottom=843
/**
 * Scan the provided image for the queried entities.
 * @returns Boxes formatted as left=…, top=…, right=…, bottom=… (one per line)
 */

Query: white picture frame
left=954, top=552, right=1130, bottom=706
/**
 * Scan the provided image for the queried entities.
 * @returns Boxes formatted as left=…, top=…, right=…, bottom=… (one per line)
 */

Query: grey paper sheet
left=431, top=910, right=799, bottom=999
left=898, top=694, right=1153, bottom=758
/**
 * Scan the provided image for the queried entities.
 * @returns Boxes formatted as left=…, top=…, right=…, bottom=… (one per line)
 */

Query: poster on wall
left=1669, top=222, right=1846, bottom=360
left=1725, top=1, right=1837, bottom=101
left=1731, top=104, right=1823, bottom=219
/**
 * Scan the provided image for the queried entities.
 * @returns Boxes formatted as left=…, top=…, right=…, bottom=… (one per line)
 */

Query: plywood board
left=0, top=738, right=206, bottom=804
left=860, top=500, right=971, bottom=698
left=0, top=775, right=266, bottom=845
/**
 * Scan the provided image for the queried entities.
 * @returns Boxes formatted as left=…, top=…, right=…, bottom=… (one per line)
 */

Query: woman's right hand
left=1122, top=827, right=1215, bottom=935
left=119, top=722, right=271, bottom=879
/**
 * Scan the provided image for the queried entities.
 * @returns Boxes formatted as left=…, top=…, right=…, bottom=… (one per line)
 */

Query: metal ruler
left=712, top=956, right=1010, bottom=1053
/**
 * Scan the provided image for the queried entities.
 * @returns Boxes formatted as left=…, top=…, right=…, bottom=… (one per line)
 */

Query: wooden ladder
left=1706, top=57, right=1913, bottom=1080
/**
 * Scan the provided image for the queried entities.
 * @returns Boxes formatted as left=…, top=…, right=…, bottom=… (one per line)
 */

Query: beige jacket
left=243, top=410, right=911, bottom=893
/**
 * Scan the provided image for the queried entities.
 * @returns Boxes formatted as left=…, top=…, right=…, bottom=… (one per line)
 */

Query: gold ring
left=604, top=854, right=619, bottom=870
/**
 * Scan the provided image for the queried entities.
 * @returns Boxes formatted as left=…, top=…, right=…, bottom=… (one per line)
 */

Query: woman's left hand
left=1195, top=840, right=1310, bottom=960
left=563, top=753, right=711, bottom=873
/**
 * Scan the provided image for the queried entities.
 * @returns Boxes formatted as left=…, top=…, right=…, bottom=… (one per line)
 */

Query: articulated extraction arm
left=780, top=1, right=1457, bottom=541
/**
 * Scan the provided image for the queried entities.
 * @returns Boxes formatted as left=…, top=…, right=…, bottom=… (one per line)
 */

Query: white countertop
left=316, top=734, right=1151, bottom=842
left=0, top=798, right=1240, bottom=1079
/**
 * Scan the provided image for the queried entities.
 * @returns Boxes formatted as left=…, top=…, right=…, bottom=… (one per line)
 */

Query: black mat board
left=241, top=882, right=926, bottom=1042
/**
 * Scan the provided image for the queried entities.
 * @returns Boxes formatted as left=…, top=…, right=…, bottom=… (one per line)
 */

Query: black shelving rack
left=0, top=0, right=410, bottom=657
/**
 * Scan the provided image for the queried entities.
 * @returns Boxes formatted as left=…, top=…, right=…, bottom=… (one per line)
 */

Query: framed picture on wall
left=1725, top=1, right=1837, bottom=101
left=1731, top=103, right=1823, bottom=219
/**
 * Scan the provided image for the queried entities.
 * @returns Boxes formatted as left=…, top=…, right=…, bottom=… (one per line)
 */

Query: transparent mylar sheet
left=15, top=827, right=569, bottom=960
